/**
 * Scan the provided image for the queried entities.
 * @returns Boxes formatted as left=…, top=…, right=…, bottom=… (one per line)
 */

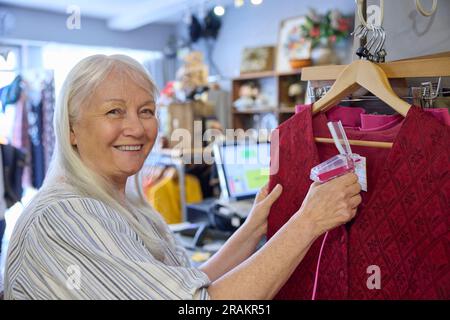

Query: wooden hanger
left=312, top=60, right=412, bottom=149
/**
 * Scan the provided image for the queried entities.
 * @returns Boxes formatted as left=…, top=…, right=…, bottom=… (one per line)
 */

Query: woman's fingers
left=254, top=184, right=269, bottom=203
left=346, top=182, right=362, bottom=197
left=349, top=194, right=362, bottom=209
left=300, top=173, right=362, bottom=235
left=255, top=184, right=283, bottom=208
left=338, top=195, right=361, bottom=223
left=325, top=173, right=361, bottom=197
left=261, top=184, right=283, bottom=207
left=247, top=184, right=283, bottom=233
left=332, top=172, right=359, bottom=187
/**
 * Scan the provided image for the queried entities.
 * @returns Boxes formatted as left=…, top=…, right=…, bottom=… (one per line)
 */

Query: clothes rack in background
left=0, top=144, right=26, bottom=210
left=0, top=70, right=56, bottom=189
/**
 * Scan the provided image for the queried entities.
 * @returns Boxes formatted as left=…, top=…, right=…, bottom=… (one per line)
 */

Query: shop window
left=0, top=46, right=20, bottom=141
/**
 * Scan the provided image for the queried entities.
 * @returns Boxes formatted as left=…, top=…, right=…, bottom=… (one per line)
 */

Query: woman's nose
left=122, top=114, right=145, bottom=137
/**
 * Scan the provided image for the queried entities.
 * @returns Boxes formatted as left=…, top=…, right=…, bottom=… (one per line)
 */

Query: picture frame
left=276, top=16, right=312, bottom=72
left=240, top=46, right=275, bottom=74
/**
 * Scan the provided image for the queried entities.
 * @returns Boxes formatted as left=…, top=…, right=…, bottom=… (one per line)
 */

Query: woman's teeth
left=115, top=145, right=142, bottom=151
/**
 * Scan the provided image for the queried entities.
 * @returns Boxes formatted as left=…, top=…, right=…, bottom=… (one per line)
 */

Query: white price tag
left=354, top=155, right=367, bottom=192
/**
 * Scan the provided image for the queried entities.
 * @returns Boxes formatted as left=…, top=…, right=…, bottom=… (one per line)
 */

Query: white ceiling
left=0, top=0, right=235, bottom=30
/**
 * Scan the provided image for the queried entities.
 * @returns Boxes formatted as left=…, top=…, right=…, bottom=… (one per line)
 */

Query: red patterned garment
left=267, top=105, right=450, bottom=299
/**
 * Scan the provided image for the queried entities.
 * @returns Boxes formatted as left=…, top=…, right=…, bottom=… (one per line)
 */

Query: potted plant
left=300, top=9, right=352, bottom=65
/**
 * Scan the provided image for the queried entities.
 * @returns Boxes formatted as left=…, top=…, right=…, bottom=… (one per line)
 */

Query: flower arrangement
left=300, top=8, right=352, bottom=48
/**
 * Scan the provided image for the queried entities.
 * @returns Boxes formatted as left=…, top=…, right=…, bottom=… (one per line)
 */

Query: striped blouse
left=4, top=183, right=210, bottom=300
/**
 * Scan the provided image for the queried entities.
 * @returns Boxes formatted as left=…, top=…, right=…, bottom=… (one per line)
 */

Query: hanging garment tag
left=310, top=121, right=355, bottom=183
left=310, top=121, right=367, bottom=192
left=353, top=155, right=367, bottom=192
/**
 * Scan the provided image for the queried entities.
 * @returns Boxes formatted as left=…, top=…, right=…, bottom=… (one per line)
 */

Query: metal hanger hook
left=365, top=25, right=379, bottom=58
left=415, top=0, right=438, bottom=17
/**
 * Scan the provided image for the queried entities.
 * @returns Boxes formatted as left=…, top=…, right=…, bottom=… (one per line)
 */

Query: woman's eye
left=107, top=109, right=123, bottom=116
left=140, top=108, right=155, bottom=116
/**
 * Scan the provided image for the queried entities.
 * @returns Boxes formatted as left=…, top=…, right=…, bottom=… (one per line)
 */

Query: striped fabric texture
left=4, top=184, right=210, bottom=300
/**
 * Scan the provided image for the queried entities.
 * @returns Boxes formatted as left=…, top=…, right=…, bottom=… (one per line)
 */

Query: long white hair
left=43, top=54, right=171, bottom=261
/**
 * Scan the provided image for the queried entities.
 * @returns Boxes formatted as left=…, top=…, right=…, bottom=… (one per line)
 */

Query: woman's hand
left=243, top=184, right=283, bottom=238
left=294, top=173, right=362, bottom=238
left=200, top=184, right=283, bottom=282
left=205, top=173, right=361, bottom=299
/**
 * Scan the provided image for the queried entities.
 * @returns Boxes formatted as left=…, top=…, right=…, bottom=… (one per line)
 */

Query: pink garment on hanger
left=425, top=108, right=450, bottom=126
left=268, top=105, right=450, bottom=299
left=360, top=113, right=401, bottom=130
left=324, top=106, right=365, bottom=128
left=295, top=104, right=450, bottom=128
left=360, top=109, right=450, bottom=129
left=360, top=114, right=403, bottom=132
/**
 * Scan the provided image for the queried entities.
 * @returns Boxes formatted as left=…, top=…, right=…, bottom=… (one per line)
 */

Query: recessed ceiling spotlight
left=213, top=5, right=225, bottom=16
left=234, top=0, right=244, bottom=7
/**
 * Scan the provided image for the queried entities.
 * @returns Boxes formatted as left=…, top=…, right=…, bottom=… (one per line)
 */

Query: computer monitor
left=214, top=141, right=271, bottom=201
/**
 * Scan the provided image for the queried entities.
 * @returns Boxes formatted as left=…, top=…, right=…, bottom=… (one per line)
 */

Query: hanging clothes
left=27, top=99, right=46, bottom=188
left=0, top=75, right=22, bottom=112
left=1, top=144, right=26, bottom=209
left=41, top=77, right=55, bottom=171
left=268, top=105, right=449, bottom=299
left=11, top=95, right=29, bottom=151
left=9, top=71, right=55, bottom=189
left=11, top=94, right=32, bottom=190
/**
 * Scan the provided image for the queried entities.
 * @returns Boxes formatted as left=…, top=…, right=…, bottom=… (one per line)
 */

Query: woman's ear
left=70, top=127, right=77, bottom=146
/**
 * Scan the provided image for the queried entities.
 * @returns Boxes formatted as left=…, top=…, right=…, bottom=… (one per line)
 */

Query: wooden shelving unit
left=231, top=69, right=307, bottom=129
left=232, top=107, right=277, bottom=114
left=233, top=70, right=276, bottom=80
left=278, top=107, right=296, bottom=113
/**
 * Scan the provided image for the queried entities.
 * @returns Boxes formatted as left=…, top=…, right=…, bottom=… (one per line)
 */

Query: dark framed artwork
left=240, top=46, right=275, bottom=74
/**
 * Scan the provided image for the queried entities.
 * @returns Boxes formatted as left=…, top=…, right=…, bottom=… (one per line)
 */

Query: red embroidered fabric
left=268, top=105, right=450, bottom=299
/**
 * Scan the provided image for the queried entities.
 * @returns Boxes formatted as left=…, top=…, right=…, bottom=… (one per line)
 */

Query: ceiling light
left=213, top=5, right=225, bottom=16
left=234, top=0, right=244, bottom=7
left=251, top=0, right=263, bottom=5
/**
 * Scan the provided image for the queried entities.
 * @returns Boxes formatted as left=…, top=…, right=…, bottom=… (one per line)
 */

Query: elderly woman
left=4, top=55, right=361, bottom=300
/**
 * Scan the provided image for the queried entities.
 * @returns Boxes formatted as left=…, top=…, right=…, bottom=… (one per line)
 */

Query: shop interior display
left=0, top=0, right=449, bottom=301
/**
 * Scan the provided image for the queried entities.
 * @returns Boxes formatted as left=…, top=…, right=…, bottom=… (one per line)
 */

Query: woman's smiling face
left=70, top=68, right=158, bottom=188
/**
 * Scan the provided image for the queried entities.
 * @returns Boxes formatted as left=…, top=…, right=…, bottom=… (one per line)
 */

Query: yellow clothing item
left=145, top=174, right=203, bottom=224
